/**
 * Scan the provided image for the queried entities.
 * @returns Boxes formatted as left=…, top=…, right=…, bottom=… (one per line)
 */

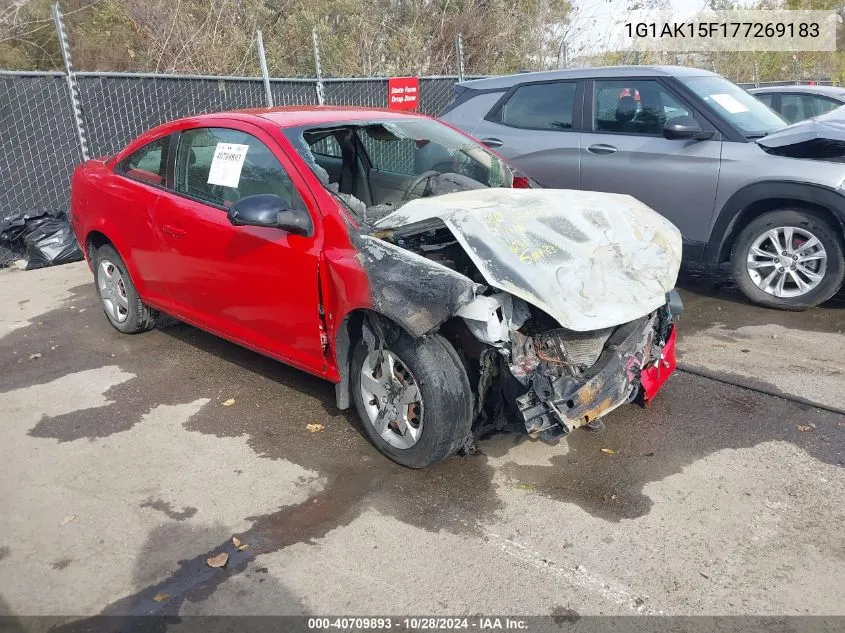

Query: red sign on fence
left=387, top=77, right=419, bottom=110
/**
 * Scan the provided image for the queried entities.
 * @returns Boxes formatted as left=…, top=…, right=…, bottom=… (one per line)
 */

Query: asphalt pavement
left=0, top=262, right=842, bottom=621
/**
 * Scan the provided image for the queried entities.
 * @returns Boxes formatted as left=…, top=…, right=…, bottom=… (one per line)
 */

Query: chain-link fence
left=0, top=71, right=83, bottom=264
left=3, top=65, right=838, bottom=263
left=0, top=69, right=463, bottom=263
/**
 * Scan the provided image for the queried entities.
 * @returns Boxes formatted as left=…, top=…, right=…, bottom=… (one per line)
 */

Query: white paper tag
left=709, top=93, right=748, bottom=114
left=207, top=143, right=249, bottom=188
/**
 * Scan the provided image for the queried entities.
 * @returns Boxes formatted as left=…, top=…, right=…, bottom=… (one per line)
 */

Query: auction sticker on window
left=207, top=143, right=249, bottom=188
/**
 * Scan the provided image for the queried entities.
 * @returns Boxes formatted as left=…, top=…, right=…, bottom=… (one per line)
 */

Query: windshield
left=684, top=76, right=786, bottom=137
left=284, top=118, right=514, bottom=223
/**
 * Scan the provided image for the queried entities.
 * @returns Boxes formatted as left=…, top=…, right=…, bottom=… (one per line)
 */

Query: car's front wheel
left=731, top=209, right=845, bottom=309
left=93, top=244, right=157, bottom=333
left=350, top=329, right=472, bottom=468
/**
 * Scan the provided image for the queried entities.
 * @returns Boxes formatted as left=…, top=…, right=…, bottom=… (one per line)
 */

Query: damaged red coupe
left=70, top=107, right=682, bottom=468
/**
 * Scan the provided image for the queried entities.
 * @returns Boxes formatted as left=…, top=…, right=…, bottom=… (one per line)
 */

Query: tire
left=731, top=209, right=845, bottom=310
left=92, top=244, right=157, bottom=333
left=350, top=329, right=473, bottom=468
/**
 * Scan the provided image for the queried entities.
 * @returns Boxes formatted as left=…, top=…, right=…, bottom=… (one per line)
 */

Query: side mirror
left=662, top=116, right=714, bottom=141
left=227, top=194, right=313, bottom=237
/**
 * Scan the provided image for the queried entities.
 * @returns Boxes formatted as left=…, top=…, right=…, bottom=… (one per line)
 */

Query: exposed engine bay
left=369, top=226, right=680, bottom=442
left=285, top=119, right=683, bottom=444
left=363, top=188, right=683, bottom=443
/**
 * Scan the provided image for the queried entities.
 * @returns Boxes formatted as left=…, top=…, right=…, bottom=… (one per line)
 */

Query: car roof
left=457, top=65, right=717, bottom=90
left=747, top=85, right=845, bottom=99
left=179, top=106, right=430, bottom=129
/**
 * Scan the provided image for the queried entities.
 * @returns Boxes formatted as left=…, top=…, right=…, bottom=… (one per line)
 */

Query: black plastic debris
left=24, top=218, right=84, bottom=269
left=0, top=210, right=83, bottom=269
left=0, top=245, right=19, bottom=267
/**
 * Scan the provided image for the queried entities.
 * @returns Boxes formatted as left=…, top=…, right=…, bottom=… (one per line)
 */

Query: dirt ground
left=0, top=262, right=842, bottom=621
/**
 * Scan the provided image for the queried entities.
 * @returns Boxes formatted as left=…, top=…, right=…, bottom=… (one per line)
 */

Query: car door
left=109, top=134, right=174, bottom=304
left=579, top=78, right=722, bottom=244
left=153, top=122, right=327, bottom=374
left=466, top=80, right=583, bottom=189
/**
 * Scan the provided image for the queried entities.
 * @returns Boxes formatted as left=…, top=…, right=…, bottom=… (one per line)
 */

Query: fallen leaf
left=152, top=593, right=169, bottom=602
left=79, top=308, right=86, bottom=313
left=600, top=448, right=616, bottom=455
left=232, top=536, right=241, bottom=547
left=29, top=353, right=42, bottom=360
left=797, top=425, right=812, bottom=432
left=237, top=543, right=249, bottom=551
left=306, top=423, right=324, bottom=433
left=206, top=552, right=228, bottom=568
left=222, top=399, right=235, bottom=407
left=59, top=515, right=76, bottom=526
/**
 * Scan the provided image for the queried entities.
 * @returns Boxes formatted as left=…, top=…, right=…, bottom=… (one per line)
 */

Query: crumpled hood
left=374, top=188, right=682, bottom=332
left=757, top=105, right=845, bottom=148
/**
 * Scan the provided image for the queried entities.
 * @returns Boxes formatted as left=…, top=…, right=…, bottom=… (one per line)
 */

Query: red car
left=71, top=107, right=682, bottom=468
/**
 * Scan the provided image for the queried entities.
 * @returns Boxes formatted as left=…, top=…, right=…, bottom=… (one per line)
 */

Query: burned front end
left=368, top=187, right=684, bottom=442
left=456, top=292, right=680, bottom=441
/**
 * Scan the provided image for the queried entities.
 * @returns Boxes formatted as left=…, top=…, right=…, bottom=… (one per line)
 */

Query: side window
left=804, top=94, right=840, bottom=118
left=310, top=135, right=342, bottom=158
left=780, top=94, right=807, bottom=123
left=174, top=127, right=303, bottom=210
left=594, top=80, right=691, bottom=135
left=358, top=130, right=416, bottom=175
left=118, top=135, right=170, bottom=185
left=754, top=93, right=774, bottom=108
left=496, top=82, right=577, bottom=130
left=777, top=94, right=838, bottom=123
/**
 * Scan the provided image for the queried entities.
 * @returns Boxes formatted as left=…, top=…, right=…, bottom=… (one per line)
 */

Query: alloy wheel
left=746, top=226, right=827, bottom=298
left=97, top=259, right=130, bottom=323
left=359, top=349, right=423, bottom=450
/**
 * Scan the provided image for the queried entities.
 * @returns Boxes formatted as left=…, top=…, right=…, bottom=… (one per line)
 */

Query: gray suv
left=440, top=66, right=845, bottom=309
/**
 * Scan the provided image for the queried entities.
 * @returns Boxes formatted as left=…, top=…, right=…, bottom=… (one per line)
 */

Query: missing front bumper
left=514, top=316, right=676, bottom=437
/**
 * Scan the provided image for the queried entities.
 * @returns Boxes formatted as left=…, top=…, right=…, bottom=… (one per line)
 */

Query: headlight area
left=455, top=292, right=680, bottom=444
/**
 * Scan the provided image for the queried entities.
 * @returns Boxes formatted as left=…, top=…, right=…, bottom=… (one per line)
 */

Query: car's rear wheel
left=350, top=329, right=472, bottom=468
left=93, top=244, right=157, bottom=333
left=731, top=209, right=845, bottom=310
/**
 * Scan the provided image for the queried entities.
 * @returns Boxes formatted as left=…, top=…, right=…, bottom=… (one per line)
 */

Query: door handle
left=586, top=143, right=618, bottom=155
left=481, top=137, right=504, bottom=149
left=162, top=224, right=186, bottom=238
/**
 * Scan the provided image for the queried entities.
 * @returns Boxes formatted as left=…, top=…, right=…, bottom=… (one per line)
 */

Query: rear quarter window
left=493, top=82, right=577, bottom=130
left=117, top=135, right=170, bottom=185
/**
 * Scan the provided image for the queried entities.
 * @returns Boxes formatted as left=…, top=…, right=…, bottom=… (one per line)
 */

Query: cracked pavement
left=0, top=262, right=842, bottom=620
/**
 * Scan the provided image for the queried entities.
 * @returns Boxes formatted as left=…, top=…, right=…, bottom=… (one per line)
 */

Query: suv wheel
left=350, top=330, right=472, bottom=468
left=731, top=209, right=845, bottom=309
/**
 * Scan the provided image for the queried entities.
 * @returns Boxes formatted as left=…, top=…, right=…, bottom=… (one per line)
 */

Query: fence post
left=52, top=2, right=89, bottom=163
left=312, top=27, right=325, bottom=105
left=255, top=30, right=274, bottom=107
left=455, top=33, right=465, bottom=82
